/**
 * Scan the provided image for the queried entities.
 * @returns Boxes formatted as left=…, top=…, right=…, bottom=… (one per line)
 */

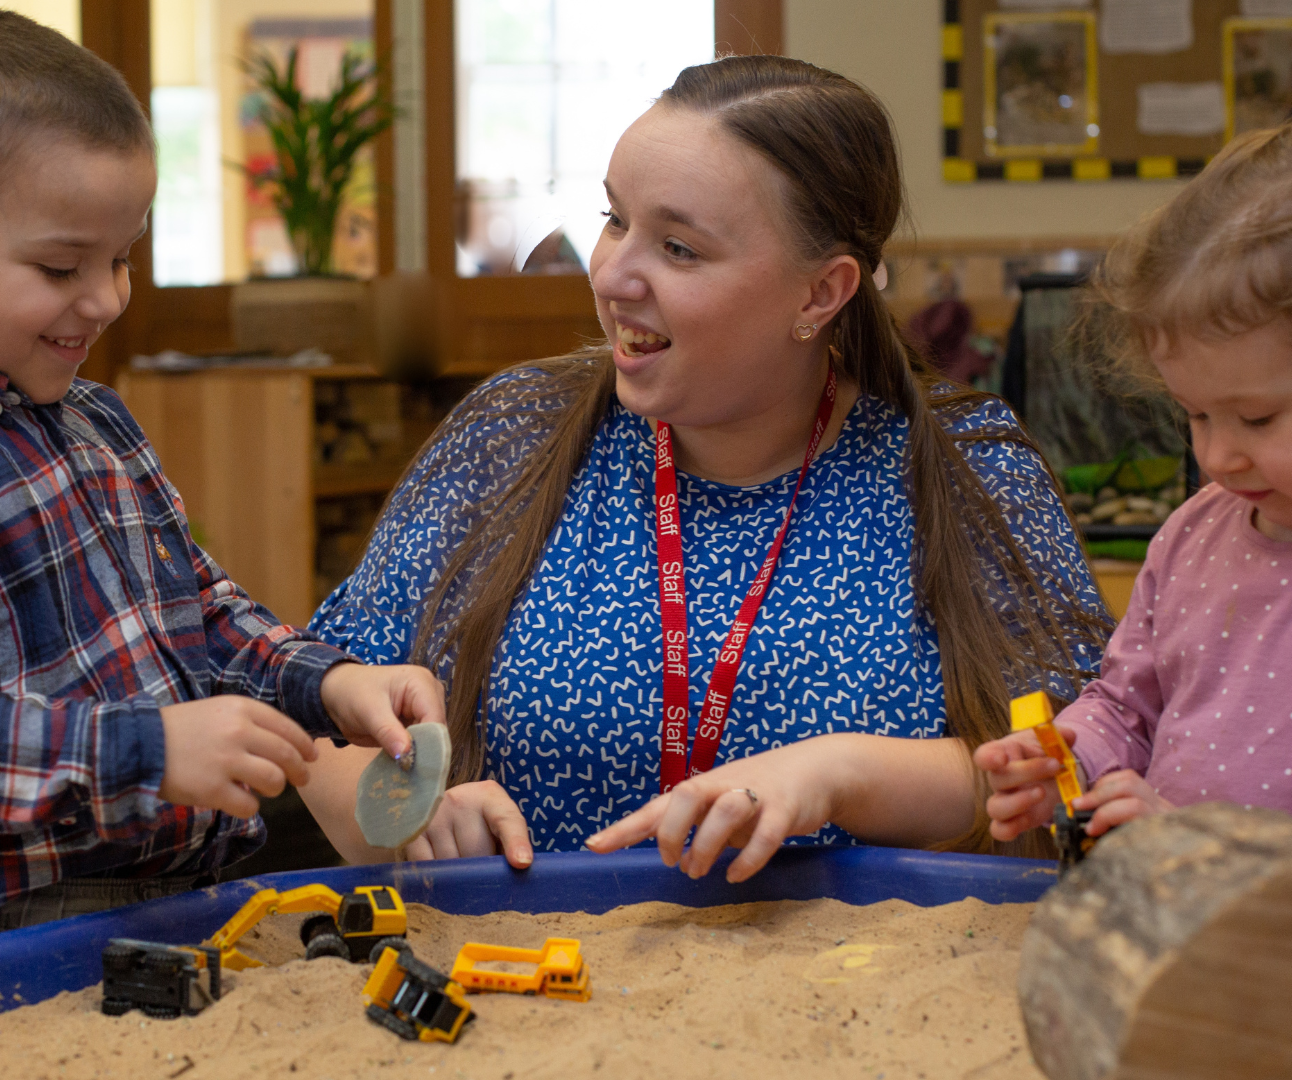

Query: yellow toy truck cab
left=363, top=945, right=474, bottom=1043
left=1010, top=690, right=1096, bottom=870
left=206, top=883, right=407, bottom=968
left=450, top=937, right=591, bottom=1002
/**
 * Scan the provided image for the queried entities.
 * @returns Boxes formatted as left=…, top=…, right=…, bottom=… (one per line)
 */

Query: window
left=149, top=0, right=377, bottom=286
left=454, top=0, right=714, bottom=277
left=78, top=0, right=777, bottom=383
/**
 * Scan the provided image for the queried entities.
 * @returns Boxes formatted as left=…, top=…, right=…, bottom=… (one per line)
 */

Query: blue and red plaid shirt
left=0, top=374, right=349, bottom=901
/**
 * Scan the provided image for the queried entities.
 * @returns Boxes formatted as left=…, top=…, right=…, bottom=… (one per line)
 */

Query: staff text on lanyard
left=653, top=371, right=837, bottom=792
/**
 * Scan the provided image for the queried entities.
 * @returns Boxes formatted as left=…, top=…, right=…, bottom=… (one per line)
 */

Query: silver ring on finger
left=731, top=787, right=758, bottom=807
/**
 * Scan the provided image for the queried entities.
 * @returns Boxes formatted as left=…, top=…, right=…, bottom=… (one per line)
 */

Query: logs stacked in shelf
left=1018, top=802, right=1292, bottom=1080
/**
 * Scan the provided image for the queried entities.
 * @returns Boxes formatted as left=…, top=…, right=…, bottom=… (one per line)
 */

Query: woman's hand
left=587, top=740, right=835, bottom=883
left=403, top=781, right=533, bottom=869
left=319, top=662, right=446, bottom=759
left=295, top=741, right=534, bottom=869
left=1072, top=770, right=1172, bottom=836
left=584, top=733, right=976, bottom=884
left=974, top=726, right=1072, bottom=842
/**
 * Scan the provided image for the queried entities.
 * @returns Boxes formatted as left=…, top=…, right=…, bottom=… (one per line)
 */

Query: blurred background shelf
left=118, top=364, right=439, bottom=627
left=1090, top=560, right=1144, bottom=623
left=312, top=462, right=408, bottom=498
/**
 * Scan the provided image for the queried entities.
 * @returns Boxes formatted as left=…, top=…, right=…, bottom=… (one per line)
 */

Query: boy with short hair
left=0, top=12, right=439, bottom=926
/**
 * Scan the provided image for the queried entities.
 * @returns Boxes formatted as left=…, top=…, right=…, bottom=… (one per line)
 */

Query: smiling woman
left=303, top=55, right=1113, bottom=880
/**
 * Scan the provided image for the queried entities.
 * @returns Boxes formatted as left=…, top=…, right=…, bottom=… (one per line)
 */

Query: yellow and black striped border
left=941, top=0, right=1206, bottom=183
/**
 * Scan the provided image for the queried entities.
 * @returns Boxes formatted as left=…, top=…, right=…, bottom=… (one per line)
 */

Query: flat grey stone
left=354, top=723, right=451, bottom=850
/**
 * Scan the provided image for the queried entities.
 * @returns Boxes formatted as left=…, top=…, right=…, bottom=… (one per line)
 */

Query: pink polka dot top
left=1061, top=483, right=1292, bottom=811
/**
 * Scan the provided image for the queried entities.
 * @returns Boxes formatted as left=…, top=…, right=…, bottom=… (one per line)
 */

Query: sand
left=1, top=896, right=1045, bottom=1080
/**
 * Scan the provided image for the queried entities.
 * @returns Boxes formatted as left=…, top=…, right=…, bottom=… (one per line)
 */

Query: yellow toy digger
left=1010, top=690, right=1097, bottom=872
left=450, top=937, right=591, bottom=1002
left=206, top=883, right=407, bottom=969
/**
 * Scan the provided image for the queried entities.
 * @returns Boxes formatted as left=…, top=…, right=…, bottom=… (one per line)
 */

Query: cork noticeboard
left=943, top=0, right=1292, bottom=182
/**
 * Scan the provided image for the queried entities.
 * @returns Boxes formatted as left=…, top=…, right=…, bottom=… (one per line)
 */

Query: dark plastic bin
left=0, top=844, right=1055, bottom=1012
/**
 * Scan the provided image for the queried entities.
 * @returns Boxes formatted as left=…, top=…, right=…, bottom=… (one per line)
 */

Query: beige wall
left=4, top=1, right=78, bottom=40
left=784, top=0, right=1185, bottom=242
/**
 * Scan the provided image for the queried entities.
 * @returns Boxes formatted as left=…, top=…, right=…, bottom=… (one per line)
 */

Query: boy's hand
left=159, top=697, right=317, bottom=819
left=1072, top=770, right=1173, bottom=837
left=973, top=726, right=1075, bottom=842
left=319, top=663, right=446, bottom=761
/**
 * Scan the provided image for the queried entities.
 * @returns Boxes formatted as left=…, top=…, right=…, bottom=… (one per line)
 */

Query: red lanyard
left=654, top=370, right=837, bottom=792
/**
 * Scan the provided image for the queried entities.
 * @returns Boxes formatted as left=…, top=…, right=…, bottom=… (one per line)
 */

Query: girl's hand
left=585, top=739, right=842, bottom=884
left=1072, top=770, right=1173, bottom=836
left=973, top=726, right=1075, bottom=842
left=159, top=696, right=317, bottom=818
left=403, top=780, right=534, bottom=870
left=319, top=662, right=446, bottom=760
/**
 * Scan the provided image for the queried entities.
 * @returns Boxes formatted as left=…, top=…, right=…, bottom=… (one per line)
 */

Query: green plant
left=241, top=47, right=395, bottom=276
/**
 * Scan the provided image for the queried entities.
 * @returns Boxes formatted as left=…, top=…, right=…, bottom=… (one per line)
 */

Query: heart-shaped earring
left=793, top=323, right=818, bottom=342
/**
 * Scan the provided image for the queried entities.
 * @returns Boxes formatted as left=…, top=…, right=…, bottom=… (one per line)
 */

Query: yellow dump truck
left=450, top=937, right=591, bottom=1002
left=206, top=883, right=407, bottom=968
left=363, top=945, right=474, bottom=1043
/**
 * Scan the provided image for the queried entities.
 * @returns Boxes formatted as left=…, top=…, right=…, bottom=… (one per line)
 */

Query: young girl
left=976, top=123, right=1292, bottom=843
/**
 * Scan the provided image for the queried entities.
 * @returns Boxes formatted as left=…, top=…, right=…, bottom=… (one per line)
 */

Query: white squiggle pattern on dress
left=311, top=369, right=1107, bottom=851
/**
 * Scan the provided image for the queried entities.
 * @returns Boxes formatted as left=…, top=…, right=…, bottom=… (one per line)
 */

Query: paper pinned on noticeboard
left=1241, top=0, right=1292, bottom=16
left=1101, top=0, right=1194, bottom=54
left=1137, top=82, right=1226, bottom=135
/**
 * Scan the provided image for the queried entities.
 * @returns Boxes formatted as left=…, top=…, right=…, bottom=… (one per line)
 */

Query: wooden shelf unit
left=1091, top=559, right=1142, bottom=623
left=118, top=365, right=420, bottom=628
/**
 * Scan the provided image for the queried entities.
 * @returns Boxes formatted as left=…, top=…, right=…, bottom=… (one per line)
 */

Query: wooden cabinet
left=118, top=365, right=430, bottom=628
left=1092, top=559, right=1142, bottom=623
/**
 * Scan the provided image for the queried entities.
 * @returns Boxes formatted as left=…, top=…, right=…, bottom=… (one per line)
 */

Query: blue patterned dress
left=311, top=368, right=1107, bottom=850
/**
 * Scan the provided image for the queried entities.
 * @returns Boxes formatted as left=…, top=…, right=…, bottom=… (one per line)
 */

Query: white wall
left=784, top=0, right=1185, bottom=242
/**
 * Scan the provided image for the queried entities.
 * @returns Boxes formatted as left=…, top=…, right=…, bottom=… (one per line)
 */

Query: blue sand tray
left=0, top=844, right=1056, bottom=1012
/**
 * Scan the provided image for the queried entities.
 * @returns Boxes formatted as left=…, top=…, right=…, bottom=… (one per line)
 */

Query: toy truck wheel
left=143, top=1004, right=182, bottom=1020
left=305, top=932, right=349, bottom=961
left=101, top=998, right=133, bottom=1017
left=299, top=914, right=339, bottom=947
left=141, top=951, right=184, bottom=974
left=368, top=936, right=407, bottom=964
left=366, top=1001, right=419, bottom=1041
left=101, top=943, right=137, bottom=972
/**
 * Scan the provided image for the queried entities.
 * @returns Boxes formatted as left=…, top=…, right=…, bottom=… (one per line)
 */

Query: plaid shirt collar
left=0, top=372, right=57, bottom=428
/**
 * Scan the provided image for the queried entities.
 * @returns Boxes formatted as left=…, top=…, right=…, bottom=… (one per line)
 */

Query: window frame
left=79, top=0, right=781, bottom=384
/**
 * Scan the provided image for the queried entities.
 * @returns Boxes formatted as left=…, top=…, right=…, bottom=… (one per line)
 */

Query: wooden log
left=1018, top=802, right=1292, bottom=1080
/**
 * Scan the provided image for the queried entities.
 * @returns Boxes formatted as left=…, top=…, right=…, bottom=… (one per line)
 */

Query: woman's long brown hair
left=391, top=56, right=1110, bottom=852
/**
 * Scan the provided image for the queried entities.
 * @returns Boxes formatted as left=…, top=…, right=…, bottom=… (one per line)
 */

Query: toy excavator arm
left=1009, top=690, right=1082, bottom=812
left=206, top=885, right=344, bottom=970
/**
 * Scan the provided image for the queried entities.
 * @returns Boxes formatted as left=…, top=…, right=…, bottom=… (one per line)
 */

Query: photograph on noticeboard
left=1224, top=19, right=1292, bottom=139
left=983, top=12, right=1099, bottom=158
